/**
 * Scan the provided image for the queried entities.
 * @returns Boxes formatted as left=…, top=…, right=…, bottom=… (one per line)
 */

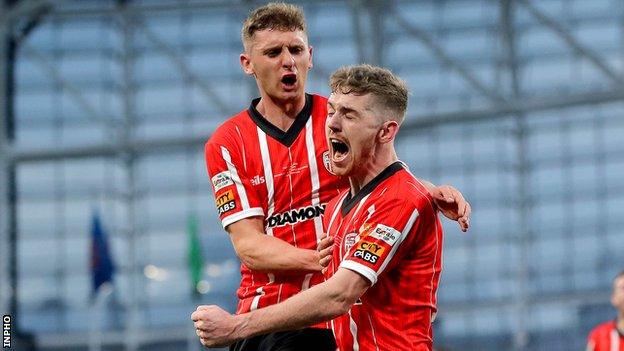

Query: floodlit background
left=1, top=0, right=623, bottom=350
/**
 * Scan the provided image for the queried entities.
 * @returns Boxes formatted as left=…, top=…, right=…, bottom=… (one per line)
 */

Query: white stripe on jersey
left=301, top=273, right=313, bottom=291
left=348, top=309, right=360, bottom=351
left=256, top=128, right=277, bottom=299
left=250, top=287, right=264, bottom=311
left=257, top=127, right=275, bottom=236
left=366, top=312, right=380, bottom=351
left=611, top=329, right=619, bottom=351
left=286, top=149, right=298, bottom=246
left=327, top=192, right=349, bottom=234
left=351, top=194, right=371, bottom=220
left=305, top=117, right=324, bottom=242
left=234, top=126, right=247, bottom=171
left=339, top=194, right=372, bottom=262
left=220, top=146, right=250, bottom=210
left=376, top=209, right=420, bottom=275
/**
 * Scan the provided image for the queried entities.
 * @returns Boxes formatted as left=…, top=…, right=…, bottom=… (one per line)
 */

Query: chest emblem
left=343, top=232, right=359, bottom=253
left=322, top=150, right=333, bottom=174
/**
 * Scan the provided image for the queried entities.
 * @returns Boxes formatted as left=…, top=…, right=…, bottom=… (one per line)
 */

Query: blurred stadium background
left=0, top=0, right=623, bottom=350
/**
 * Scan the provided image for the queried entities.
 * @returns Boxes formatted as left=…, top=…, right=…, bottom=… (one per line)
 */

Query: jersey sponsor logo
left=357, top=241, right=385, bottom=255
left=215, top=190, right=236, bottom=214
left=250, top=175, right=265, bottom=186
left=368, top=223, right=401, bottom=246
left=266, top=204, right=326, bottom=228
left=353, top=241, right=385, bottom=264
left=212, top=171, right=234, bottom=191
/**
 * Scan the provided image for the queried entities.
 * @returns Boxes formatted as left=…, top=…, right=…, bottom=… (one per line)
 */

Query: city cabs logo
left=215, top=190, right=236, bottom=214
left=353, top=241, right=385, bottom=264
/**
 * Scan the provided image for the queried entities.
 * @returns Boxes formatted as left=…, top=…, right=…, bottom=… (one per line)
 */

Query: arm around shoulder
left=226, top=217, right=322, bottom=272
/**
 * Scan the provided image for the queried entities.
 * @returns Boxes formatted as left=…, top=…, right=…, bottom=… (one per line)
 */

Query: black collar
left=341, top=162, right=404, bottom=216
left=247, top=94, right=313, bottom=147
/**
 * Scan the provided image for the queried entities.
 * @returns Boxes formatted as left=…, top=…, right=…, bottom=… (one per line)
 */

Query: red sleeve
left=586, top=327, right=598, bottom=351
left=339, top=194, right=437, bottom=285
left=204, top=137, right=264, bottom=228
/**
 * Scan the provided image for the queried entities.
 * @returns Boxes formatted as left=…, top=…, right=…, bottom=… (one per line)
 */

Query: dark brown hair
left=329, top=64, right=409, bottom=124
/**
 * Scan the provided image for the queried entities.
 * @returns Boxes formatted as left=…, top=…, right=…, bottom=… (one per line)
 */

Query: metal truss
left=391, top=5, right=508, bottom=105
left=0, top=1, right=10, bottom=321
left=517, top=0, right=624, bottom=87
left=9, top=86, right=624, bottom=163
left=20, top=45, right=112, bottom=124
left=500, top=1, right=530, bottom=349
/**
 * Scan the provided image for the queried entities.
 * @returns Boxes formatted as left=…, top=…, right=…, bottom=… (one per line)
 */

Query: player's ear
left=378, top=120, right=399, bottom=144
left=308, top=45, right=314, bottom=69
left=240, top=53, right=254, bottom=76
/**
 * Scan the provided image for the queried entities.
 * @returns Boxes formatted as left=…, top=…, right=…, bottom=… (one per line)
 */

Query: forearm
left=236, top=234, right=321, bottom=272
left=232, top=272, right=359, bottom=339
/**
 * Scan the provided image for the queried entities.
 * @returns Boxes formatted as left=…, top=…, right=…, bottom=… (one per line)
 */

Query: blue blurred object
left=90, top=211, right=115, bottom=297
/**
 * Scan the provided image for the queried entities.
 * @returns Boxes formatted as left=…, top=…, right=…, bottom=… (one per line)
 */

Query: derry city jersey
left=324, top=162, right=444, bottom=351
left=204, top=93, right=348, bottom=316
left=587, top=320, right=624, bottom=351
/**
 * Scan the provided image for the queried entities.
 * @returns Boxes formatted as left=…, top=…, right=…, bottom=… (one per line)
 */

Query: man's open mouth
left=281, top=74, right=297, bottom=86
left=330, top=138, right=349, bottom=161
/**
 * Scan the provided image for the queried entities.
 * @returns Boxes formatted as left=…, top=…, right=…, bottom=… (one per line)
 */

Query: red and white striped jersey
left=323, top=162, right=444, bottom=351
left=204, top=93, right=348, bottom=316
left=587, top=320, right=624, bottom=351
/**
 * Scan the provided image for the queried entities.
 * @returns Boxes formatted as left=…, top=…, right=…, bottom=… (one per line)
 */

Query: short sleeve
left=204, top=139, right=264, bottom=228
left=339, top=196, right=430, bottom=285
left=585, top=326, right=600, bottom=351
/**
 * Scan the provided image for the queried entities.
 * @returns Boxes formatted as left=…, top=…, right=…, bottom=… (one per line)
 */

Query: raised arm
left=421, top=181, right=471, bottom=232
left=226, top=217, right=322, bottom=272
left=192, top=268, right=369, bottom=348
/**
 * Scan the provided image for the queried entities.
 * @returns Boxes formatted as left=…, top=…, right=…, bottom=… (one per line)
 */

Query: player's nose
left=326, top=114, right=341, bottom=133
left=281, top=50, right=295, bottom=68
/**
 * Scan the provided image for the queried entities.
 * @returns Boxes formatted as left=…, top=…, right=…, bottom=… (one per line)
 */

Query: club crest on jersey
left=322, top=150, right=333, bottom=174
left=359, top=223, right=374, bottom=237
left=266, top=204, right=326, bottom=228
left=215, top=190, right=236, bottom=214
left=368, top=223, right=401, bottom=246
left=343, top=232, right=359, bottom=252
left=353, top=241, right=384, bottom=264
left=212, top=171, right=234, bottom=192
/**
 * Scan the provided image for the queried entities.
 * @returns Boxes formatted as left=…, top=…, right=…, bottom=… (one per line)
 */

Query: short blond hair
left=241, top=2, right=307, bottom=49
left=329, top=64, right=409, bottom=124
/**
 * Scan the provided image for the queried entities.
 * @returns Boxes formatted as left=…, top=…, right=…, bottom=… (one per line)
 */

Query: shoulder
left=310, top=93, right=328, bottom=104
left=310, top=94, right=328, bottom=113
left=326, top=189, right=349, bottom=214
left=206, top=109, right=251, bottom=148
left=589, top=320, right=615, bottom=337
left=381, top=169, right=435, bottom=214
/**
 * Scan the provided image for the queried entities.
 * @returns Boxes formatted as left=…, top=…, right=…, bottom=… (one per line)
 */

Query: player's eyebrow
left=261, top=45, right=282, bottom=54
left=328, top=101, right=360, bottom=117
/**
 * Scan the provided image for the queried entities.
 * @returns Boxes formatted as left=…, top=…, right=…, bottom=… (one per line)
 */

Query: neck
left=348, top=145, right=398, bottom=195
left=255, top=92, right=306, bottom=132
left=618, top=314, right=624, bottom=333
